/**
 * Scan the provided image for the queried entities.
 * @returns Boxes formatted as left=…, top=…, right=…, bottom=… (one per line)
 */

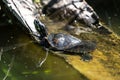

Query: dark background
left=86, top=0, right=120, bottom=16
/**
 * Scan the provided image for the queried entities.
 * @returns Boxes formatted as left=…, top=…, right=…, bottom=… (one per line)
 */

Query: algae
left=1, top=0, right=119, bottom=80
left=38, top=9, right=120, bottom=80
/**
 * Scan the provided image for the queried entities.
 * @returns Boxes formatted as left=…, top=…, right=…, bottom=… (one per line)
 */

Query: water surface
left=0, top=25, right=87, bottom=80
left=0, top=1, right=120, bottom=79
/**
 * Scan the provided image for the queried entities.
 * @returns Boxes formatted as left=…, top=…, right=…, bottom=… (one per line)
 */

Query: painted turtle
left=40, top=33, right=96, bottom=61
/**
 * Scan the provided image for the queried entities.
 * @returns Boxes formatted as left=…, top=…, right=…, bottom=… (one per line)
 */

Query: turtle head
left=34, top=19, right=48, bottom=40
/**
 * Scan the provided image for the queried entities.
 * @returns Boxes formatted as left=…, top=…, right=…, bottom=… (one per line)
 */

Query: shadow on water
left=0, top=23, right=89, bottom=80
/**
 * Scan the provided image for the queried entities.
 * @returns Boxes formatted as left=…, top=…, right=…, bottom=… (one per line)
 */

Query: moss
left=40, top=16, right=120, bottom=80
left=44, top=18, right=119, bottom=80
left=38, top=2, right=120, bottom=79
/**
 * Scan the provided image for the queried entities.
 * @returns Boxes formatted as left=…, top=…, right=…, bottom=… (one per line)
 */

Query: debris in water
left=7, top=40, right=10, bottom=43
left=44, top=69, right=51, bottom=74
left=0, top=6, right=1, bottom=10
left=0, top=48, right=3, bottom=61
left=13, top=47, right=16, bottom=50
left=36, top=48, right=49, bottom=67
left=2, top=41, right=33, bottom=52
left=3, top=61, right=6, bottom=64
left=10, top=36, right=13, bottom=39
left=2, top=55, right=15, bottom=80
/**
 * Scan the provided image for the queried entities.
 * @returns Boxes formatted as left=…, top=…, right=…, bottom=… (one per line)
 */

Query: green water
left=1, top=15, right=120, bottom=80
left=0, top=25, right=88, bottom=80
left=0, top=1, right=120, bottom=79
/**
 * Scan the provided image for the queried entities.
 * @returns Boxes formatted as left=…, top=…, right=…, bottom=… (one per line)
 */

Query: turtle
left=40, top=33, right=96, bottom=61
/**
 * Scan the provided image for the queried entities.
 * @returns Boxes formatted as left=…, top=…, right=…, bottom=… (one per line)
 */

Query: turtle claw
left=81, top=53, right=93, bottom=61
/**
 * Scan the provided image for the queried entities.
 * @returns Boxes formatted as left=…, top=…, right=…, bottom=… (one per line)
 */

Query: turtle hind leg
left=81, top=52, right=93, bottom=61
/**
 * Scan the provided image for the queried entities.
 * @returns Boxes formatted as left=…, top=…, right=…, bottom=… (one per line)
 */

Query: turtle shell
left=47, top=33, right=96, bottom=53
left=47, top=33, right=81, bottom=50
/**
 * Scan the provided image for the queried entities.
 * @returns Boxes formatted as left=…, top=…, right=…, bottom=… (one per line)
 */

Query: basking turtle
left=1, top=0, right=96, bottom=61
left=40, top=33, right=96, bottom=61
